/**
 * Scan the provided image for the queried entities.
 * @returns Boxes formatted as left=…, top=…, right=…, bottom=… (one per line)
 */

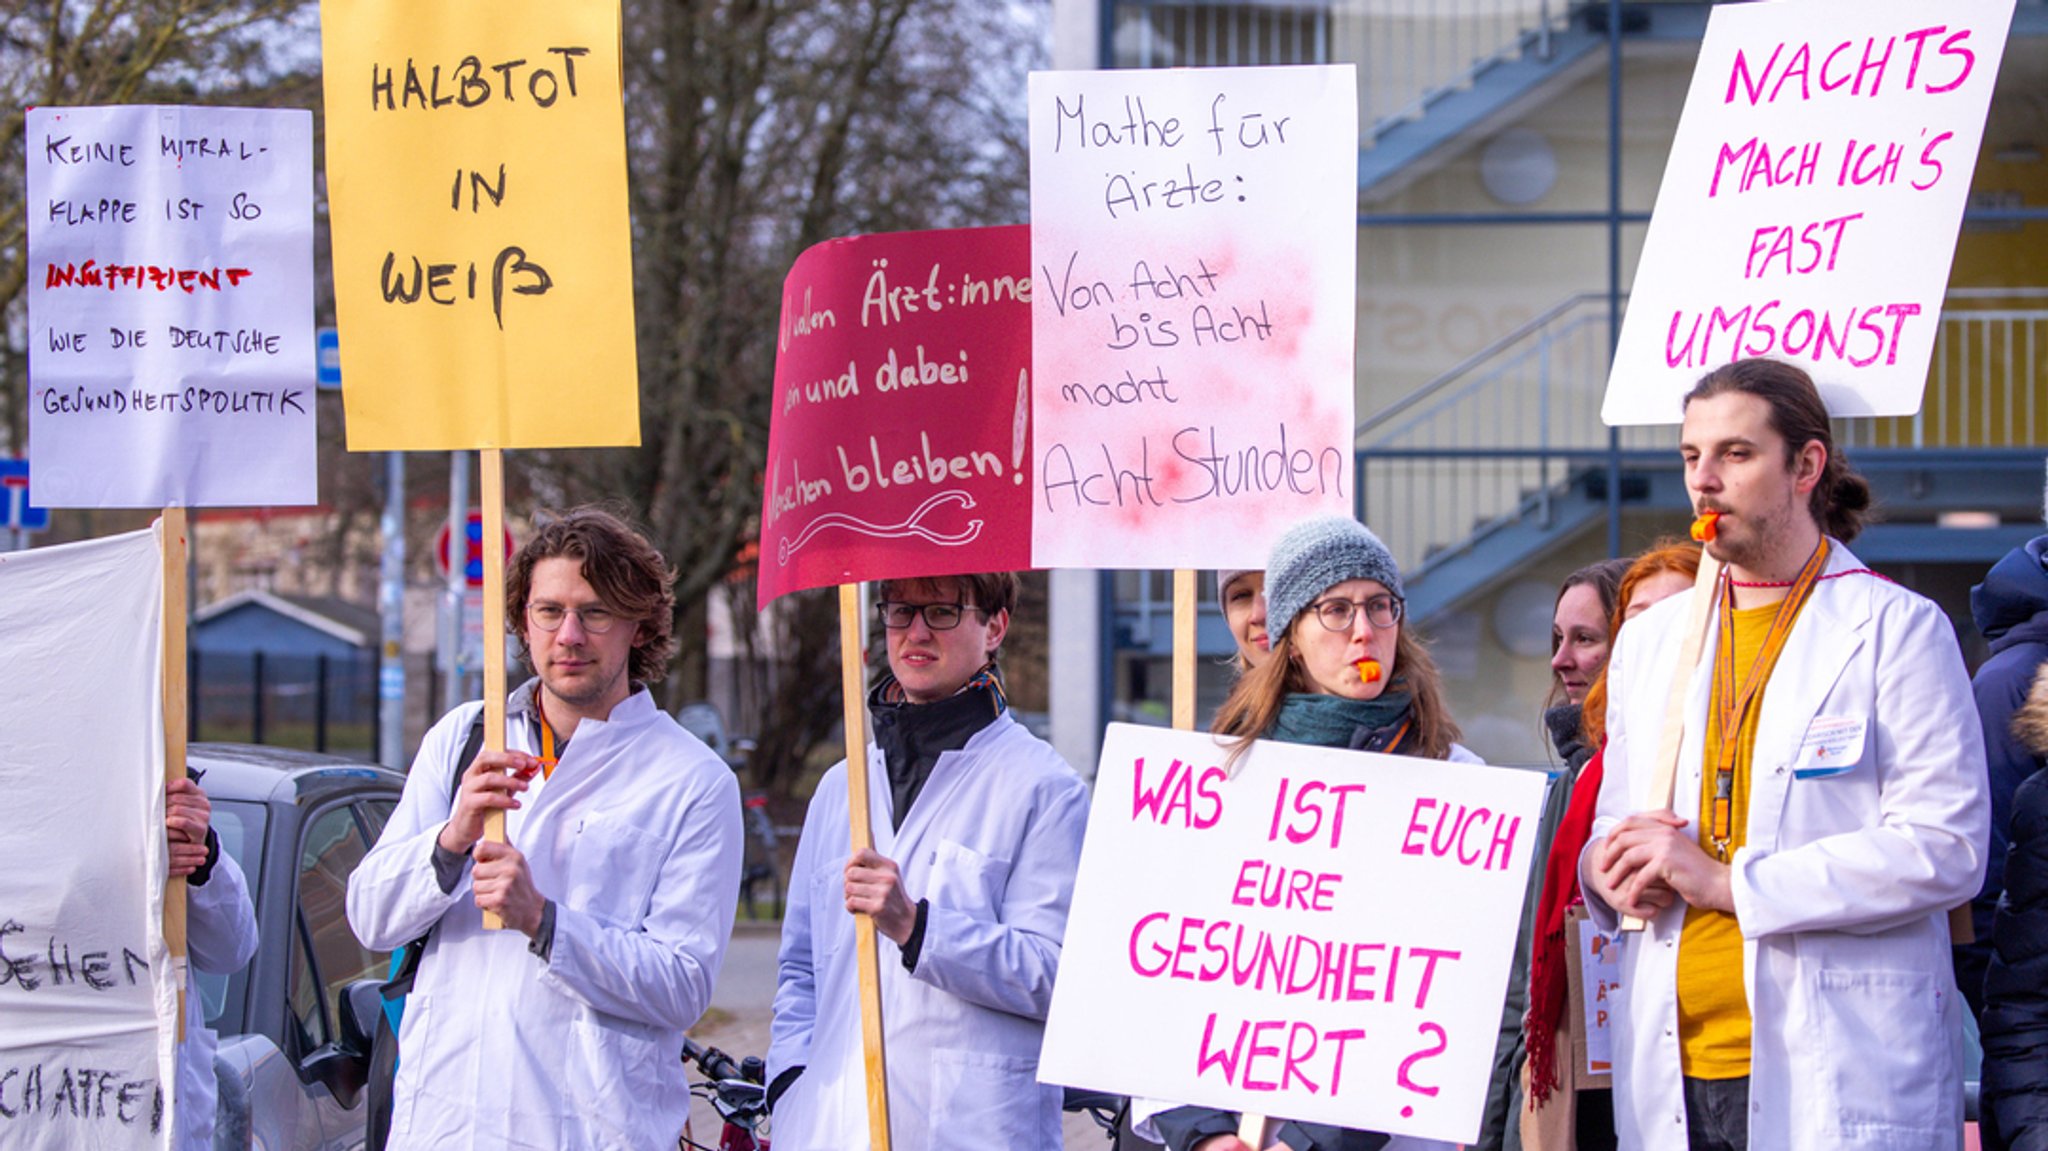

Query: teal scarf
left=1268, top=691, right=1414, bottom=750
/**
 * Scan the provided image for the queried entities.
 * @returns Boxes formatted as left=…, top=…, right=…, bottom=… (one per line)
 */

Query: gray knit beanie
left=1264, top=515, right=1403, bottom=637
left=1218, top=569, right=1255, bottom=597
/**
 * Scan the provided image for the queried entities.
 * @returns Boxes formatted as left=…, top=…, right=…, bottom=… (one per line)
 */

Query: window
left=358, top=797, right=396, bottom=845
left=197, top=799, right=265, bottom=1030
left=287, top=804, right=388, bottom=1053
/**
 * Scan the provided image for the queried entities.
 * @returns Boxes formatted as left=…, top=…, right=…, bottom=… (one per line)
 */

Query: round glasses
left=1308, top=595, right=1404, bottom=632
left=528, top=603, right=623, bottom=634
left=876, top=601, right=983, bottom=631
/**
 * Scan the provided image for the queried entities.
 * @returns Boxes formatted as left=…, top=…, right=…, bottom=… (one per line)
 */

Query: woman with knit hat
left=1143, top=514, right=1474, bottom=1151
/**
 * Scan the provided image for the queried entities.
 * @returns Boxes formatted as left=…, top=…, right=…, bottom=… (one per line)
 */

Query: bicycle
left=1064, top=1087, right=1136, bottom=1149
left=680, top=1037, right=770, bottom=1151
left=674, top=1041, right=1130, bottom=1151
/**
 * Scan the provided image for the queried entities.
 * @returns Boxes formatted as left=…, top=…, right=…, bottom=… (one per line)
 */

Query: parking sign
left=0, top=460, right=50, bottom=532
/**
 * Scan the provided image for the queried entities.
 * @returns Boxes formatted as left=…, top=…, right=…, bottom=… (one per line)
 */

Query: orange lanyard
left=538, top=713, right=559, bottom=779
left=1708, top=539, right=1828, bottom=859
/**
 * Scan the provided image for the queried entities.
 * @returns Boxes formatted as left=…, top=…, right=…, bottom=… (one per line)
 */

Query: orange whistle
left=1354, top=659, right=1382, bottom=684
left=1691, top=510, right=1720, bottom=542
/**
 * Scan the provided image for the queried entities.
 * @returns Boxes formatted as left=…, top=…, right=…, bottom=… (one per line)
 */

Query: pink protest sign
left=1028, top=65, right=1358, bottom=570
left=1605, top=0, right=2015, bottom=424
left=1039, top=724, right=1544, bottom=1144
left=757, top=226, right=1032, bottom=607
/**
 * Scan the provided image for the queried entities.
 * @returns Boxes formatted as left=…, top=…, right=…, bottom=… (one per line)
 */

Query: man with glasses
left=348, top=506, right=743, bottom=1150
left=767, top=572, right=1090, bottom=1151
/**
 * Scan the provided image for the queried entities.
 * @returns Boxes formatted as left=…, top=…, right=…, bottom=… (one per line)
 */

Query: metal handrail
left=1355, top=290, right=2048, bottom=570
left=1356, top=291, right=1611, bottom=442
left=1365, top=293, right=2048, bottom=452
left=1107, top=0, right=1582, bottom=148
left=1363, top=1, right=1571, bottom=140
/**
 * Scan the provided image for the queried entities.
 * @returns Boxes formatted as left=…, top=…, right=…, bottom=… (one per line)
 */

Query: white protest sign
left=27, top=105, right=316, bottom=506
left=1604, top=0, right=2014, bottom=425
left=1576, top=922, right=1620, bottom=1076
left=1040, top=724, right=1544, bottom=1144
left=0, top=528, right=176, bottom=1148
left=1029, top=65, right=1357, bottom=569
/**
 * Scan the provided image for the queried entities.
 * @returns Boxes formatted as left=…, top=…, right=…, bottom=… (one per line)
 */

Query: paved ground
left=683, top=922, right=1140, bottom=1149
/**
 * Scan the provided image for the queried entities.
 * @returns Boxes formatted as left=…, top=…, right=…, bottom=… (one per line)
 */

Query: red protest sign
left=758, top=226, right=1033, bottom=607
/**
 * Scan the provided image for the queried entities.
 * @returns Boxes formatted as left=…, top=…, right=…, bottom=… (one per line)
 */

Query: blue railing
left=1105, top=0, right=1572, bottom=146
left=1354, top=289, right=2048, bottom=571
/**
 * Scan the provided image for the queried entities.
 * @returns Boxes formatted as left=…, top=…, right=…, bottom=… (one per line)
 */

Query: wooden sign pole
left=1171, top=570, right=1196, bottom=732
left=838, top=583, right=894, bottom=1150
left=161, top=509, right=190, bottom=1041
left=1174, top=569, right=1271, bottom=1147
left=1619, top=545, right=1721, bottom=932
left=479, top=449, right=510, bottom=930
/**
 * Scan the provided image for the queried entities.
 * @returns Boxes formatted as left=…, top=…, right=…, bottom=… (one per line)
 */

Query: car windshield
left=197, top=798, right=265, bottom=1026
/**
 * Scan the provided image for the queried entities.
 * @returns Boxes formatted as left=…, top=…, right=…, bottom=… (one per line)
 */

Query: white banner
left=1040, top=724, right=1544, bottom=1145
left=27, top=105, right=317, bottom=507
left=1604, top=0, right=2015, bottom=425
left=1028, top=65, right=1358, bottom=570
left=0, top=528, right=175, bottom=1148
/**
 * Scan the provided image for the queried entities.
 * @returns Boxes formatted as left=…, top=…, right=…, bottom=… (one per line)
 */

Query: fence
left=190, top=650, right=379, bottom=759
left=1106, top=0, right=1569, bottom=145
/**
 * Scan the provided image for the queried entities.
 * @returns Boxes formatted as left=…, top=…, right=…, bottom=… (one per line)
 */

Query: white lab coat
left=347, top=682, right=743, bottom=1150
left=1583, top=543, right=1988, bottom=1150
left=177, top=847, right=257, bottom=1151
left=768, top=710, right=1089, bottom=1151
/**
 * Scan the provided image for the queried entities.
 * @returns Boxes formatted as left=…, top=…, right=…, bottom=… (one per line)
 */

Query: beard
left=1703, top=498, right=1805, bottom=576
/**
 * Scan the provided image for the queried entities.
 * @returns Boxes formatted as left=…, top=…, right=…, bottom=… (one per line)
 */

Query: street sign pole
left=443, top=451, right=470, bottom=715
left=379, top=451, right=407, bottom=768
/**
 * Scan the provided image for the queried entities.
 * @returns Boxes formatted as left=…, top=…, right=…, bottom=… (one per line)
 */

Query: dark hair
left=506, top=506, right=677, bottom=684
left=1683, top=357, right=1871, bottom=541
left=1213, top=618, right=1461, bottom=765
left=1581, top=539, right=1701, bottom=747
left=875, top=572, right=1021, bottom=660
left=1543, top=557, right=1631, bottom=712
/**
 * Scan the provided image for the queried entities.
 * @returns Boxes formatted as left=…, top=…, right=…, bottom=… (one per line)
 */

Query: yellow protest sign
left=321, top=0, right=639, bottom=450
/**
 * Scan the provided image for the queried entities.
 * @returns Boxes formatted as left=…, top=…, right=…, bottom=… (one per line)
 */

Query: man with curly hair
left=349, top=506, right=743, bottom=1150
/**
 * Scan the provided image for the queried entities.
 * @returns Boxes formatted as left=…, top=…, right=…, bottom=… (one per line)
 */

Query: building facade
left=1049, top=0, right=2048, bottom=772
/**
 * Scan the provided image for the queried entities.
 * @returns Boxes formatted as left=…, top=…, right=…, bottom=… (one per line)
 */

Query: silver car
left=194, top=744, right=404, bottom=1151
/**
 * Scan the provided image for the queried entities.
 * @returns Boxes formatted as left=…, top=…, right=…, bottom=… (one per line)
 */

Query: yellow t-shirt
left=1676, top=600, right=1791, bottom=1079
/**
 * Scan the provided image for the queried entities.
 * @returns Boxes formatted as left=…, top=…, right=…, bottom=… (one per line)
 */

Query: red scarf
left=1524, top=743, right=1606, bottom=1105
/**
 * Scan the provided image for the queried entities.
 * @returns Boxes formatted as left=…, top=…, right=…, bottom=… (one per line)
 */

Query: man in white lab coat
left=347, top=507, right=742, bottom=1150
left=768, top=571, right=1089, bottom=1150
left=1583, top=358, right=1988, bottom=1151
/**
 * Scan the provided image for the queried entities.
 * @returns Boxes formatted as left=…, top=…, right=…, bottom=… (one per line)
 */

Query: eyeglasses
left=1308, top=595, right=1404, bottom=632
left=528, top=603, right=624, bottom=634
left=876, top=601, right=983, bottom=631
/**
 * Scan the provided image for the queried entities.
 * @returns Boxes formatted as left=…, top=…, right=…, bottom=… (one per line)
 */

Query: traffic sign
left=0, top=460, right=50, bottom=532
left=317, top=327, right=342, bottom=390
left=434, top=510, right=515, bottom=587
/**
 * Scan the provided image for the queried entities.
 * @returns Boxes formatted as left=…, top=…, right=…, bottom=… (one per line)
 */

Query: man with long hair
left=1584, top=358, right=1987, bottom=1149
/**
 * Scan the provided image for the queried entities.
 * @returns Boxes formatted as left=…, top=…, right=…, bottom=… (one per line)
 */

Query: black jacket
left=1966, top=536, right=2048, bottom=1018
left=1983, top=758, right=2048, bottom=1151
